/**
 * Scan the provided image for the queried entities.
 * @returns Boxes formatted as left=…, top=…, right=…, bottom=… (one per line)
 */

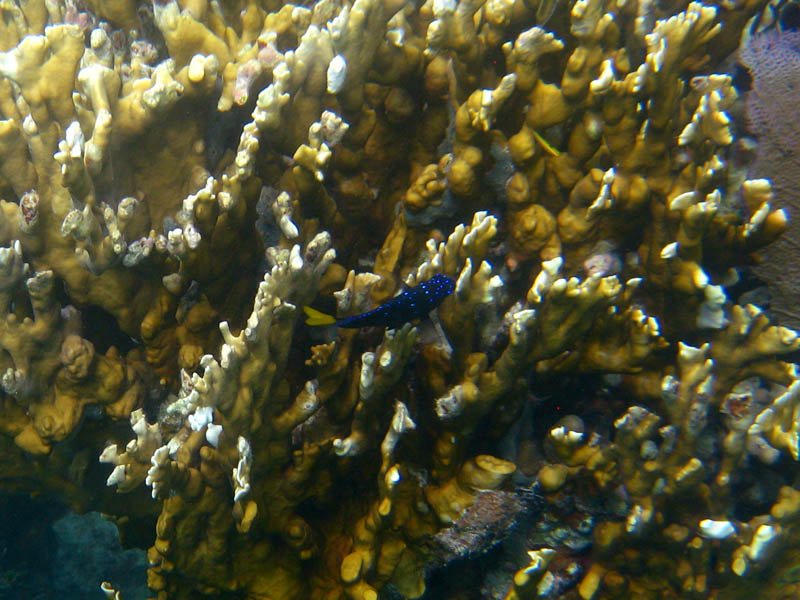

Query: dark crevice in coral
left=731, top=453, right=794, bottom=522
left=79, top=304, right=142, bottom=355
left=54, top=277, right=141, bottom=354
left=205, top=85, right=257, bottom=173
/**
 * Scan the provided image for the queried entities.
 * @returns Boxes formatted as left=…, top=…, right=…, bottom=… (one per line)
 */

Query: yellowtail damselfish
left=304, top=273, right=456, bottom=329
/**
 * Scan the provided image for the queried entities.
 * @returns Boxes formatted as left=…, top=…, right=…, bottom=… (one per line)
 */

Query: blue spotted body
left=304, top=274, right=456, bottom=329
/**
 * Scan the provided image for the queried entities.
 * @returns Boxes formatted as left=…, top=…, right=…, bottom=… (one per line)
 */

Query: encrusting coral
left=739, top=26, right=800, bottom=331
left=0, top=0, right=799, bottom=599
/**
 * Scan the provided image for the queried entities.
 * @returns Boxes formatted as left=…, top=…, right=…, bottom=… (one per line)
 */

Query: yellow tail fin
left=532, top=129, right=561, bottom=157
left=303, top=306, right=336, bottom=326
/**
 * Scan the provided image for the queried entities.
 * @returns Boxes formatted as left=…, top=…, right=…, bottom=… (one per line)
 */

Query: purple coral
left=740, top=29, right=800, bottom=327
left=433, top=490, right=525, bottom=559
left=19, top=190, right=38, bottom=231
left=582, top=243, right=622, bottom=278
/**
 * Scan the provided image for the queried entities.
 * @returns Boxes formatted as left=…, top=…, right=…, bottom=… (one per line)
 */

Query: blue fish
left=304, top=274, right=455, bottom=329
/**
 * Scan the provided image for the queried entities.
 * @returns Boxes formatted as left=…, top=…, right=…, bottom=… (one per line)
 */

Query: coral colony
left=0, top=0, right=798, bottom=598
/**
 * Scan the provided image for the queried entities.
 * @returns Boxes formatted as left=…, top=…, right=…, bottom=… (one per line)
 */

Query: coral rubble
left=0, top=0, right=798, bottom=599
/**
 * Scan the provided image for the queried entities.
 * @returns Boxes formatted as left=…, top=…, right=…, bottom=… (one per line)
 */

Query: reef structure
left=0, top=0, right=798, bottom=599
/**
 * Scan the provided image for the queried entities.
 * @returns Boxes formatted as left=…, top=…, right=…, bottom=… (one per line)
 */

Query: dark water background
left=0, top=495, right=147, bottom=599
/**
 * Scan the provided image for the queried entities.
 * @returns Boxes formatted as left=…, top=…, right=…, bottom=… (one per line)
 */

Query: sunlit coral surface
left=0, top=0, right=799, bottom=598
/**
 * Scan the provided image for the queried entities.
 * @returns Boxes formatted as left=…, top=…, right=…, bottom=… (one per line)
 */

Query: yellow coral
left=0, top=0, right=796, bottom=599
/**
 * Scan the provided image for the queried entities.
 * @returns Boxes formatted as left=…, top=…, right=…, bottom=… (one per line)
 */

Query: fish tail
left=303, top=306, right=336, bottom=326
left=532, top=129, right=560, bottom=157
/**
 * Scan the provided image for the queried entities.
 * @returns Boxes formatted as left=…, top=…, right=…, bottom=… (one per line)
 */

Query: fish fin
left=303, top=306, right=336, bottom=326
left=532, top=129, right=561, bottom=157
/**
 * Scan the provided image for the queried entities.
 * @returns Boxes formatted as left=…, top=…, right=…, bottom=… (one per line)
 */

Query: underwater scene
left=2, top=0, right=800, bottom=598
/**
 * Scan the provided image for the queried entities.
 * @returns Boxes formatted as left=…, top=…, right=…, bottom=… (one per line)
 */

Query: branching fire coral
left=0, top=0, right=798, bottom=599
